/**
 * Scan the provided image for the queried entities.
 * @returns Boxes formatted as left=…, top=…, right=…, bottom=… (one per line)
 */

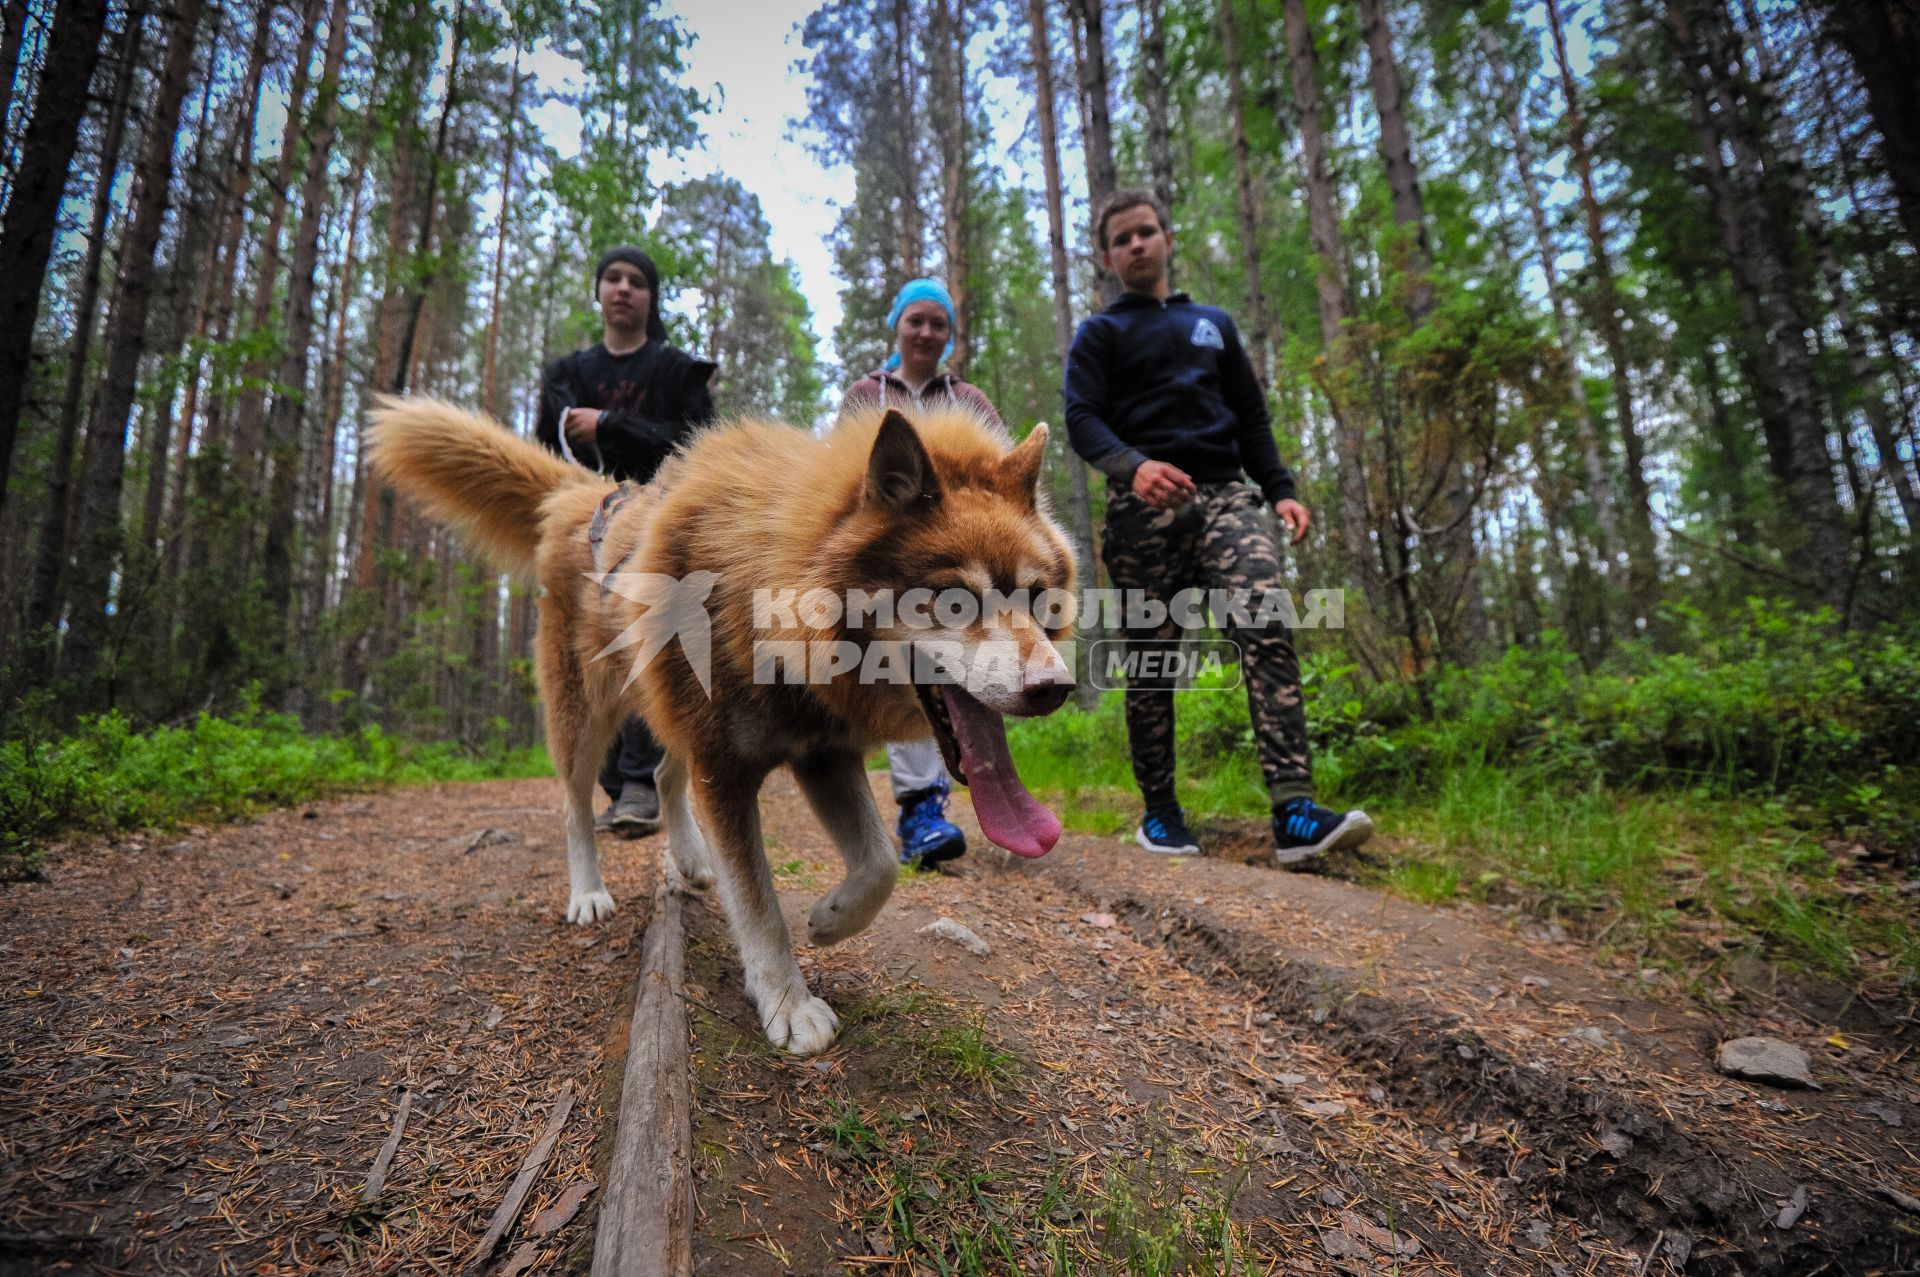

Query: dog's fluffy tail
left=366, top=395, right=598, bottom=575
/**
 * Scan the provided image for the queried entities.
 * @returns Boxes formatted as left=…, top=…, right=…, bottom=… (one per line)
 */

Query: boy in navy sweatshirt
left=1064, top=191, right=1372, bottom=865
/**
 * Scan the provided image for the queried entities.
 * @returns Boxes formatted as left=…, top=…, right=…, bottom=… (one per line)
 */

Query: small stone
left=1566, top=1026, right=1611, bottom=1050
left=1274, top=1073, right=1308, bottom=1086
left=1717, top=1036, right=1818, bottom=1089
left=1775, top=1185, right=1809, bottom=1229
left=1079, top=912, right=1117, bottom=929
left=919, top=917, right=990, bottom=955
left=1298, top=1099, right=1348, bottom=1119
left=461, top=827, right=518, bottom=854
left=1862, top=1103, right=1904, bottom=1128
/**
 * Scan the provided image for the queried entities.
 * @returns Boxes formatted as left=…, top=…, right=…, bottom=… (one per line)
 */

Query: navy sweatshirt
left=536, top=341, right=717, bottom=484
left=1063, top=292, right=1295, bottom=504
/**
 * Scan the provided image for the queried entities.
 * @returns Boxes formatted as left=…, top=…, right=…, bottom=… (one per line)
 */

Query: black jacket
left=536, top=341, right=718, bottom=484
left=1063, top=292, right=1295, bottom=504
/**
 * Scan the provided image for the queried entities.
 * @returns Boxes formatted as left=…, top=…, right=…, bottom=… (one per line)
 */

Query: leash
left=588, top=483, right=640, bottom=586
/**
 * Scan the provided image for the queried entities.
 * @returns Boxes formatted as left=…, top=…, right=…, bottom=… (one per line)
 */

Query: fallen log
left=592, top=866, right=693, bottom=1277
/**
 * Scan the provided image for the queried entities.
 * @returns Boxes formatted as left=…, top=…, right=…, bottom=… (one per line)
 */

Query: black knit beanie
left=593, top=245, right=667, bottom=341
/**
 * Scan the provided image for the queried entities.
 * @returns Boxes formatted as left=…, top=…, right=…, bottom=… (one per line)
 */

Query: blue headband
left=884, top=278, right=956, bottom=371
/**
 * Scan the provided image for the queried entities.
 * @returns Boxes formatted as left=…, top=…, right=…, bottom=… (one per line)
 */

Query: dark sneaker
left=1273, top=797, right=1373, bottom=865
left=604, top=782, right=662, bottom=838
left=897, top=785, right=966, bottom=866
left=1135, top=805, right=1201, bottom=855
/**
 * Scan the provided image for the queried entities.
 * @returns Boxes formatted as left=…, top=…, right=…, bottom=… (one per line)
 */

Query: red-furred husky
left=367, top=398, right=1074, bottom=1054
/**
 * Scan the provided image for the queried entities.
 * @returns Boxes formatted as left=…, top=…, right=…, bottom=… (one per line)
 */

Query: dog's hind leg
left=656, top=751, right=714, bottom=889
left=691, top=761, right=840, bottom=1055
left=791, top=746, right=897, bottom=946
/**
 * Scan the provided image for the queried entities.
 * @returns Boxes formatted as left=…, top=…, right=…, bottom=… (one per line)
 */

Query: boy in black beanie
left=536, top=246, right=717, bottom=836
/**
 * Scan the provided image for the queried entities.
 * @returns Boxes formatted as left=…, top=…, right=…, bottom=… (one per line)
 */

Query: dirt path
left=3, top=776, right=1915, bottom=1275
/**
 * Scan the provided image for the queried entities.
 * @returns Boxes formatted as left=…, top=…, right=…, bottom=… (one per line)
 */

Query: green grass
left=839, top=988, right=1021, bottom=1093
left=1, top=705, right=550, bottom=879
left=1004, top=611, right=1920, bottom=985
left=1054, top=1120, right=1260, bottom=1277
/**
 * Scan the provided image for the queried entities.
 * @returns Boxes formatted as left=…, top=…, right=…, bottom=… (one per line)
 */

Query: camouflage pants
left=1100, top=481, right=1312, bottom=813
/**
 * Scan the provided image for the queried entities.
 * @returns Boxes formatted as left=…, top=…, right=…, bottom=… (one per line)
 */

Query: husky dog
left=367, top=397, right=1074, bottom=1054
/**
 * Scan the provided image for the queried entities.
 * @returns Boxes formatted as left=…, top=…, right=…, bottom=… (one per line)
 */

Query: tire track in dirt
left=687, top=773, right=1647, bottom=1275
left=1029, top=839, right=1920, bottom=1275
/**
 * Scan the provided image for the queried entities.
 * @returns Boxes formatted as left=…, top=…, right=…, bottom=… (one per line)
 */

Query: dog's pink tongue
left=943, top=688, right=1061, bottom=858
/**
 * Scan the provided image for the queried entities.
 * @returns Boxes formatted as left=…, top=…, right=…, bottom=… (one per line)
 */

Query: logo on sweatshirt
left=1190, top=317, right=1224, bottom=350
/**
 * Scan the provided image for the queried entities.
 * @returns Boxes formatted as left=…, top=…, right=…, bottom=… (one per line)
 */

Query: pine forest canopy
left=0, top=0, right=1913, bottom=743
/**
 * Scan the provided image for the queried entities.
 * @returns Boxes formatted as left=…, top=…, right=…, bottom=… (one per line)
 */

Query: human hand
left=1274, top=498, right=1310, bottom=544
left=563, top=407, right=601, bottom=445
left=1131, top=460, right=1196, bottom=510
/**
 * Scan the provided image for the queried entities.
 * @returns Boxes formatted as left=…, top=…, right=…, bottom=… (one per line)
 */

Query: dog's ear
left=999, top=422, right=1049, bottom=509
left=865, top=410, right=942, bottom=512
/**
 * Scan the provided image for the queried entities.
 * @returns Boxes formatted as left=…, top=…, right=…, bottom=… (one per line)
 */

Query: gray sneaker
left=601, top=782, right=662, bottom=838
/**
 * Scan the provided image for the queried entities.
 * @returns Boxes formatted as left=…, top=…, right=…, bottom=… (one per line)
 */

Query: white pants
left=887, top=739, right=948, bottom=803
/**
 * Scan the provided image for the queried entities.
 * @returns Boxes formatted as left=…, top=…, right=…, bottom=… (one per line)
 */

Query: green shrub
left=0, top=707, right=549, bottom=880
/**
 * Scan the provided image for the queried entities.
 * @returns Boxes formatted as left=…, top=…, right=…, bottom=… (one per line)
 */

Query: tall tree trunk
left=1028, top=0, right=1100, bottom=706
left=190, top=0, right=274, bottom=473
left=1354, top=0, right=1484, bottom=653
left=24, top=5, right=142, bottom=642
left=1481, top=23, right=1621, bottom=577
left=348, top=3, right=446, bottom=698
left=1545, top=0, right=1659, bottom=619
left=1742, top=0, right=1920, bottom=534
left=0, top=0, right=108, bottom=529
left=1217, top=0, right=1272, bottom=385
left=1812, top=0, right=1920, bottom=253
left=1283, top=0, right=1375, bottom=604
left=310, top=150, right=366, bottom=631
left=935, top=0, right=970, bottom=377
left=63, top=0, right=207, bottom=688
left=1284, top=0, right=1343, bottom=352
left=891, top=0, right=921, bottom=279
left=1698, top=340, right=1756, bottom=544
left=1137, top=0, right=1174, bottom=232
left=1805, top=34, right=1920, bottom=526
left=1066, top=0, right=1117, bottom=304
left=0, top=0, right=30, bottom=143
left=261, top=0, right=348, bottom=640
left=228, top=0, right=325, bottom=488
left=1354, top=0, right=1434, bottom=323
left=1666, top=0, right=1852, bottom=615
left=140, top=5, right=231, bottom=557
left=389, top=0, right=466, bottom=395
left=482, top=43, right=523, bottom=418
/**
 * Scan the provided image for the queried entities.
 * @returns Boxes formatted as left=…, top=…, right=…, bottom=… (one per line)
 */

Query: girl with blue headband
left=842, top=278, right=1006, bottom=435
left=837, top=278, right=1008, bottom=865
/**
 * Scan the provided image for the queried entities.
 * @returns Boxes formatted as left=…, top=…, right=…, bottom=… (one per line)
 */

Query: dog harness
left=588, top=482, right=640, bottom=585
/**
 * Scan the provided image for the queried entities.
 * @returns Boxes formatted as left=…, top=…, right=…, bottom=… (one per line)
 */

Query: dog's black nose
left=1021, top=668, right=1073, bottom=715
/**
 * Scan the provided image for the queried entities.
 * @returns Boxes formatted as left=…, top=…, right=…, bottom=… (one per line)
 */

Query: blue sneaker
left=897, top=786, right=966, bottom=865
left=1135, top=805, right=1201, bottom=855
left=1274, top=797, right=1374, bottom=865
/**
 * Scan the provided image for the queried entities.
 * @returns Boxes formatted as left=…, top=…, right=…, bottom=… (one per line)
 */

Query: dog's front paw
left=668, top=836, right=714, bottom=890
left=764, top=993, right=840, bottom=1056
left=807, top=871, right=894, bottom=946
left=565, top=889, right=617, bottom=924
